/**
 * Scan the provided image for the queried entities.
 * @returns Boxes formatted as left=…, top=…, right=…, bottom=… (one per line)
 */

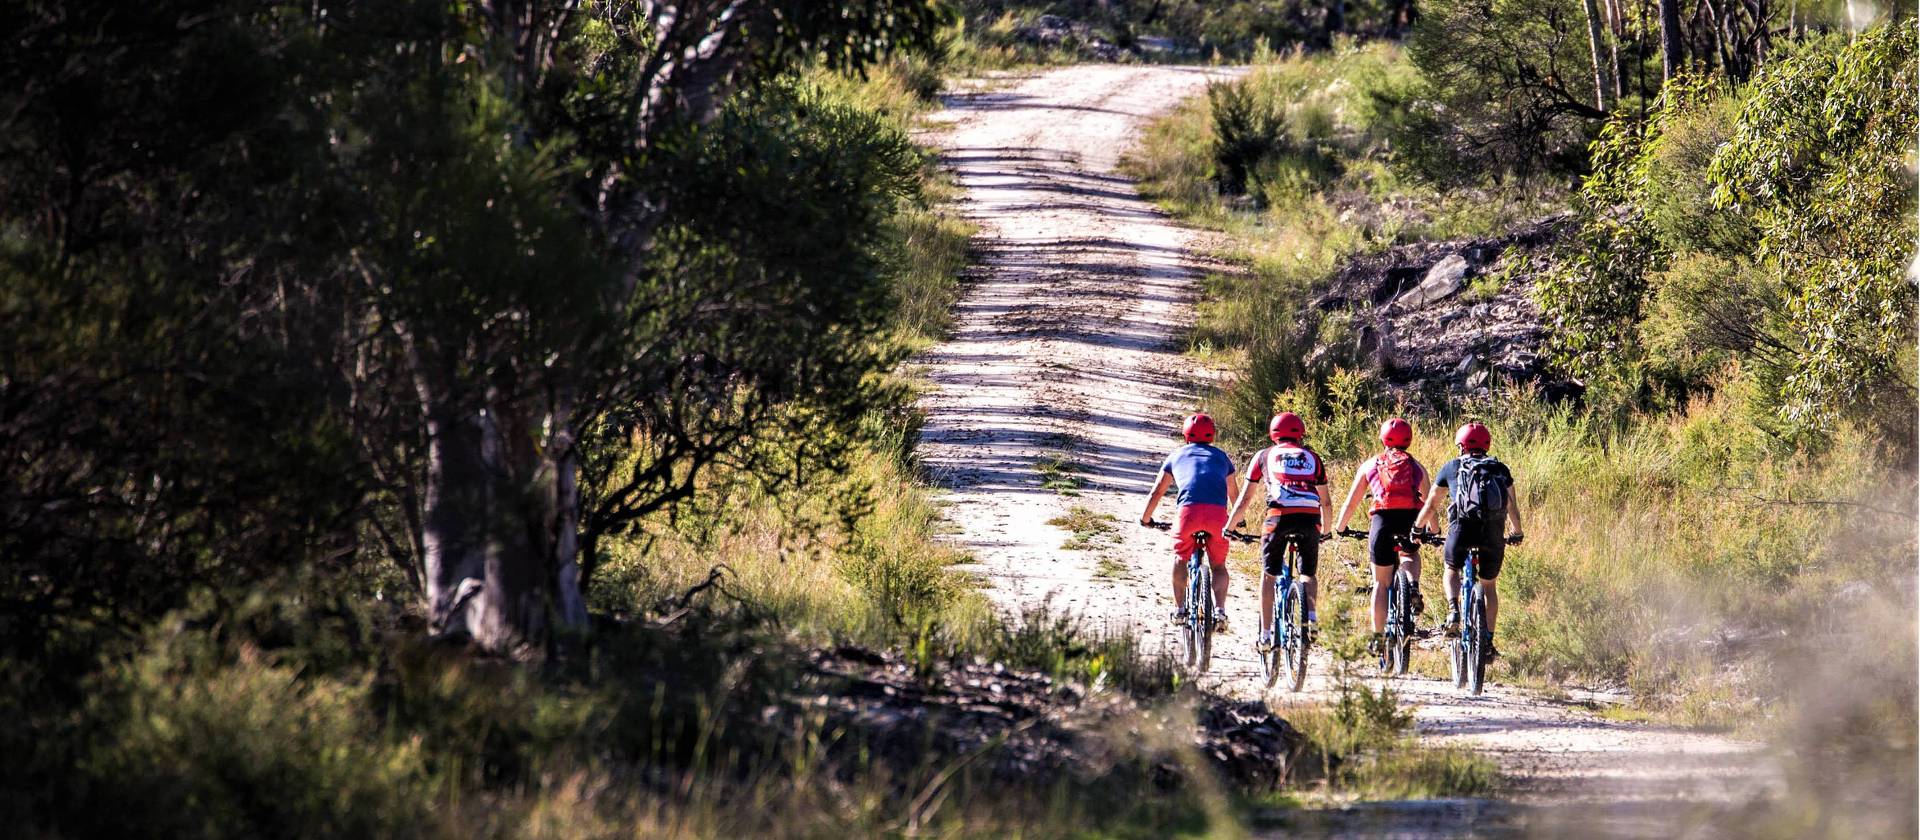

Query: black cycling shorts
left=1368, top=509, right=1420, bottom=567
left=1262, top=511, right=1321, bottom=578
left=1443, top=518, right=1506, bottom=579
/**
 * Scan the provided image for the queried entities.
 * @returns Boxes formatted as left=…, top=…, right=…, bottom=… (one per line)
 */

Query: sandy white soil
left=913, top=64, right=1780, bottom=825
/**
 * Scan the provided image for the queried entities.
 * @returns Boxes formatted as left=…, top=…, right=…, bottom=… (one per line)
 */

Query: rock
left=1394, top=253, right=1470, bottom=309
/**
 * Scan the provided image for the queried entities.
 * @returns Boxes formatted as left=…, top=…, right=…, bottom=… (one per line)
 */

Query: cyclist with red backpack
left=1332, top=418, right=1431, bottom=654
left=1225, top=411, right=1330, bottom=653
left=1414, top=422, right=1527, bottom=661
left=1140, top=413, right=1242, bottom=630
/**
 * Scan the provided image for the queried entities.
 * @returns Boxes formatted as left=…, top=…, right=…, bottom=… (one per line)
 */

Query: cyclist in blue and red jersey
left=1226, top=411, right=1329, bottom=652
left=1140, top=413, right=1241, bottom=630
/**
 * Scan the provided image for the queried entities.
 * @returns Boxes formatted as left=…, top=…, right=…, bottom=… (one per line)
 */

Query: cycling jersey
left=1248, top=442, right=1326, bottom=514
left=1160, top=443, right=1235, bottom=507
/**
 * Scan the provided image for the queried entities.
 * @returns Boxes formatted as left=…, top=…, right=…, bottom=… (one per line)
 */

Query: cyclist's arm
left=1415, top=484, right=1446, bottom=532
left=1332, top=470, right=1367, bottom=532
left=1316, top=483, right=1332, bottom=533
left=1505, top=482, right=1526, bottom=537
left=1226, top=453, right=1261, bottom=531
left=1141, top=471, right=1174, bottom=525
left=1226, top=469, right=1245, bottom=529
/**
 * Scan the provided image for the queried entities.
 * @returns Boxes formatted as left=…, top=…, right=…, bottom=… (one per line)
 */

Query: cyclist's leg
left=1169, top=509, right=1195, bottom=615
left=1259, top=510, right=1286, bottom=629
left=1442, top=523, right=1468, bottom=629
left=1283, top=513, right=1321, bottom=618
left=1477, top=535, right=1507, bottom=636
left=1366, top=512, right=1399, bottom=632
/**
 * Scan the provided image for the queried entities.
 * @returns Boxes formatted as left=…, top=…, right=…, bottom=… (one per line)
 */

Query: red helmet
left=1380, top=417, right=1413, bottom=448
left=1182, top=413, right=1217, bottom=444
left=1269, top=412, right=1305, bottom=442
left=1455, top=422, right=1491, bottom=452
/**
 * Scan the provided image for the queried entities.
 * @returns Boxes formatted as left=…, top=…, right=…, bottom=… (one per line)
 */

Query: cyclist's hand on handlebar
left=1223, top=529, right=1258, bottom=544
left=1411, top=527, right=1442, bottom=546
left=1505, top=532, right=1525, bottom=545
left=1338, top=528, right=1367, bottom=540
left=1140, top=518, right=1170, bottom=531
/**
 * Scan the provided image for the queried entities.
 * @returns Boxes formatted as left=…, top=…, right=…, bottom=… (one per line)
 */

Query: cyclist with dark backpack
left=1414, top=422, right=1527, bottom=661
left=1332, top=418, right=1431, bottom=654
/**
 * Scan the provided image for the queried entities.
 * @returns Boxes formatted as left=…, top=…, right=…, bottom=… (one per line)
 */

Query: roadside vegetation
left=1128, top=7, right=1915, bottom=834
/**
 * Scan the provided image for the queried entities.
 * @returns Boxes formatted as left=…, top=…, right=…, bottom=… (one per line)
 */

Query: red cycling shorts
left=1173, top=503, right=1231, bottom=569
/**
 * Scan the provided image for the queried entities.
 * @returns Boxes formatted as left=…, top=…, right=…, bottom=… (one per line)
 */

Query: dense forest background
left=1, top=0, right=1912, bottom=835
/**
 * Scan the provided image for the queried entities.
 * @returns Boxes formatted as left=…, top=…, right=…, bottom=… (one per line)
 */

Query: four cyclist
left=1145, top=413, right=1527, bottom=669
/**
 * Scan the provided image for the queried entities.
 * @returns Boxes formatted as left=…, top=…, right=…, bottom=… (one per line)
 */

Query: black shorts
left=1368, top=509, right=1420, bottom=567
left=1443, top=518, right=1506, bottom=579
left=1262, top=511, right=1320, bottom=578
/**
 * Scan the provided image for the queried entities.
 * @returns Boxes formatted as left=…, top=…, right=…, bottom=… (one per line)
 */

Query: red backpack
left=1372, top=450, right=1422, bottom=510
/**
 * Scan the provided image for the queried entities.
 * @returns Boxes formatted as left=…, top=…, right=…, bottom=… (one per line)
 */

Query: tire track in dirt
left=913, top=64, right=1781, bottom=833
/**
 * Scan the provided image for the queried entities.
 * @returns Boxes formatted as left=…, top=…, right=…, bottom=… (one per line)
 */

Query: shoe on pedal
left=1443, top=606, right=1461, bottom=637
left=1255, top=631, right=1274, bottom=653
left=1169, top=607, right=1189, bottom=625
left=1409, top=590, right=1426, bottom=616
left=1366, top=633, right=1384, bottom=657
left=1484, top=640, right=1499, bottom=663
left=1211, top=608, right=1229, bottom=634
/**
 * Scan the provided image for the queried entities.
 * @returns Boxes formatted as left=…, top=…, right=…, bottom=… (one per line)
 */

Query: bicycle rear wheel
left=1389, top=570, right=1415, bottom=675
left=1285, top=583, right=1310, bottom=692
left=1449, top=589, right=1468, bottom=689
left=1261, top=589, right=1285, bottom=689
left=1195, top=563, right=1215, bottom=674
left=1466, top=596, right=1487, bottom=695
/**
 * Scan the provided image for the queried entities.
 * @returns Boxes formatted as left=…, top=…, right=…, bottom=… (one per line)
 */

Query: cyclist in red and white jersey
left=1333, top=418, right=1431, bottom=655
left=1226, top=411, right=1329, bottom=653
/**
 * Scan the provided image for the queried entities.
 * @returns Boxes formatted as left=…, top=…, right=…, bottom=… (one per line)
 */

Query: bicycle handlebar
left=1139, top=519, right=1171, bottom=531
left=1337, top=528, right=1367, bottom=540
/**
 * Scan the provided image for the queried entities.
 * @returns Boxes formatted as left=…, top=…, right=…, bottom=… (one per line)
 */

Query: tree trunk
left=1606, top=0, right=1625, bottom=101
left=1582, top=0, right=1610, bottom=110
left=1659, top=0, right=1685, bottom=81
left=414, top=342, right=549, bottom=654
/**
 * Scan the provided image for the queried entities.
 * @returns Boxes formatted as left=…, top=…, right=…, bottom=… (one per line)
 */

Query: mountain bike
left=1242, top=527, right=1325, bottom=693
left=1142, top=520, right=1224, bottom=674
left=1415, top=528, right=1521, bottom=695
left=1340, top=527, right=1418, bottom=677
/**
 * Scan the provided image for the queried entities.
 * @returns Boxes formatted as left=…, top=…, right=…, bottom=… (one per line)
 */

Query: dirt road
left=914, top=64, right=1779, bottom=828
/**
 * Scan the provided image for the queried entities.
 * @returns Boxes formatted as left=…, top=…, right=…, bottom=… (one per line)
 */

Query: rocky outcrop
left=1310, top=213, right=1582, bottom=405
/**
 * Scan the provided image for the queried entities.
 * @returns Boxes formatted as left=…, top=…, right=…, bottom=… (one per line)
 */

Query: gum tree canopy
left=0, top=1, right=944, bottom=658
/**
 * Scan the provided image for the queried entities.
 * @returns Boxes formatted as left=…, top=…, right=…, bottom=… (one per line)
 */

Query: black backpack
left=1451, top=455, right=1512, bottom=524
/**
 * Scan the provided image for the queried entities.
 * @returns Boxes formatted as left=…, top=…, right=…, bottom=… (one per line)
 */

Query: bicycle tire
left=1394, top=569, right=1417, bottom=675
left=1262, top=588, right=1285, bottom=689
left=1181, top=557, right=1202, bottom=669
left=1467, top=595, right=1487, bottom=695
left=1285, top=583, right=1310, bottom=692
left=1195, top=562, right=1215, bottom=674
left=1449, top=584, right=1469, bottom=689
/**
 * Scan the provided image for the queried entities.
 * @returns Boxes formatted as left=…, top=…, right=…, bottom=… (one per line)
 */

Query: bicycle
left=1244, top=527, right=1328, bottom=693
left=1414, top=528, right=1522, bottom=695
left=1340, top=527, right=1419, bottom=677
left=1141, top=520, right=1230, bottom=674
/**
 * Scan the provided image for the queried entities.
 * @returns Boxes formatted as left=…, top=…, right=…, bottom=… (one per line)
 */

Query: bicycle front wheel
left=1194, top=564, right=1215, bottom=674
left=1262, top=590, right=1284, bottom=689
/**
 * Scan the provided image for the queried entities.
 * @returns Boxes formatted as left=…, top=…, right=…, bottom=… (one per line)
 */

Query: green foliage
left=1710, top=22, right=1918, bottom=435
left=1543, top=25, right=1916, bottom=441
left=1397, top=0, right=1614, bottom=181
